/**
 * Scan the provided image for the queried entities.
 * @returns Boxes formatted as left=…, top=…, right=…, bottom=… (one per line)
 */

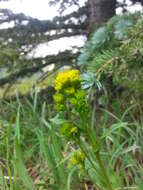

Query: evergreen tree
left=0, top=0, right=142, bottom=97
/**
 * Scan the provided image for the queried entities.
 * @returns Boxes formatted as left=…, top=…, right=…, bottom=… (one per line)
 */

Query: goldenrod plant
left=53, top=69, right=114, bottom=190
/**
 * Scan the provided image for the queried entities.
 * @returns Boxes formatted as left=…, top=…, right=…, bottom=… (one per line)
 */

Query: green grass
left=0, top=93, right=143, bottom=189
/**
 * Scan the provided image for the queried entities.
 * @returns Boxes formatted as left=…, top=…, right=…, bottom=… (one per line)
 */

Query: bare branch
left=0, top=51, right=79, bottom=86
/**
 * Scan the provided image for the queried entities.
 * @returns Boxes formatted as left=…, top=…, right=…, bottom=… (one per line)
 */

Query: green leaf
left=67, top=166, right=77, bottom=190
left=114, top=19, right=133, bottom=39
left=0, top=167, right=5, bottom=190
left=50, top=114, right=67, bottom=125
left=91, top=27, right=110, bottom=49
left=82, top=72, right=102, bottom=90
left=14, top=140, right=35, bottom=190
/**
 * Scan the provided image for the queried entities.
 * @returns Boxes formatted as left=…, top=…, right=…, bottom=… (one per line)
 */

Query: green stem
left=77, top=139, right=97, bottom=173
left=78, top=138, right=113, bottom=190
left=85, top=125, right=113, bottom=190
left=95, top=152, right=113, bottom=190
left=84, top=122, right=98, bottom=151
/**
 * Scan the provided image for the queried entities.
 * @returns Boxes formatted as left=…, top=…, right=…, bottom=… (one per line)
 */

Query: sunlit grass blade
left=67, top=166, right=77, bottom=190
left=14, top=139, right=35, bottom=190
left=15, top=105, right=21, bottom=143
left=0, top=167, right=5, bottom=190
left=37, top=130, right=60, bottom=182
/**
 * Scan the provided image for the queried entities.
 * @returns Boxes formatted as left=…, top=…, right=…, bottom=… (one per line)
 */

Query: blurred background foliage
left=0, top=0, right=143, bottom=100
left=0, top=0, right=143, bottom=189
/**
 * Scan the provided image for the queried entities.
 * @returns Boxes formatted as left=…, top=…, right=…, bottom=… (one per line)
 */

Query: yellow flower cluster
left=54, top=69, right=90, bottom=115
left=54, top=69, right=82, bottom=111
left=54, top=93, right=65, bottom=110
left=60, top=122, right=78, bottom=139
left=54, top=69, right=81, bottom=91
left=71, top=90, right=89, bottom=115
left=68, top=151, right=85, bottom=169
left=54, top=93, right=64, bottom=103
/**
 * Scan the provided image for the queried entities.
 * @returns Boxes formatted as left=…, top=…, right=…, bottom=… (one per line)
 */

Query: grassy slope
left=0, top=93, right=143, bottom=189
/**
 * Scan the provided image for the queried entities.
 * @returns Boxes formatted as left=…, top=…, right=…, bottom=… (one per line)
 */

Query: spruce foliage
left=78, top=13, right=143, bottom=92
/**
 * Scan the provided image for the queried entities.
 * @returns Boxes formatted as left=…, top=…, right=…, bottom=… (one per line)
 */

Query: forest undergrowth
left=0, top=13, right=143, bottom=190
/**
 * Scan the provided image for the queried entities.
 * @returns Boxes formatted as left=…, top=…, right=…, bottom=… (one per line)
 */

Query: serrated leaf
left=114, top=19, right=133, bottom=39
left=91, top=27, right=109, bottom=49
left=82, top=72, right=102, bottom=90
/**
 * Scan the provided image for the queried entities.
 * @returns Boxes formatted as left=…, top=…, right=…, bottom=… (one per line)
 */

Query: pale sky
left=116, top=0, right=143, bottom=14
left=0, top=0, right=142, bottom=58
left=0, top=0, right=142, bottom=20
left=0, top=0, right=86, bottom=20
left=0, top=0, right=58, bottom=20
left=0, top=0, right=87, bottom=57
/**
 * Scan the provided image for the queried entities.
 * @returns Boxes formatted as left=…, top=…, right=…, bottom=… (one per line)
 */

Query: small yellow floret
left=64, top=87, right=75, bottom=96
left=70, top=151, right=85, bottom=166
left=54, top=70, right=81, bottom=91
left=53, top=93, right=64, bottom=103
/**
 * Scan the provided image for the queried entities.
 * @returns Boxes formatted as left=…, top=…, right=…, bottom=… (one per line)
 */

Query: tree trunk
left=87, top=0, right=116, bottom=33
